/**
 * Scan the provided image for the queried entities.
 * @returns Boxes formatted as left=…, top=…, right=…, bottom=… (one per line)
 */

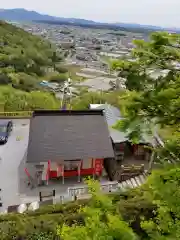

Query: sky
left=0, top=0, right=179, bottom=28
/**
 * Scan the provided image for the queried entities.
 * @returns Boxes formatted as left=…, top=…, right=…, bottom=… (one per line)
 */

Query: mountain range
left=0, top=8, right=178, bottom=32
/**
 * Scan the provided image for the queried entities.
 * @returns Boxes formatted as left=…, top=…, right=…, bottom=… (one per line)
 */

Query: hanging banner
left=94, top=159, right=103, bottom=176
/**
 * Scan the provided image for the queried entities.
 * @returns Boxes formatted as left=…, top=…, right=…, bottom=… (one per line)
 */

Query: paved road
left=0, top=120, right=29, bottom=212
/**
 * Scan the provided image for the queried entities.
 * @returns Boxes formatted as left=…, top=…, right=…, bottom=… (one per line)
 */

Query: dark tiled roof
left=27, top=110, right=114, bottom=163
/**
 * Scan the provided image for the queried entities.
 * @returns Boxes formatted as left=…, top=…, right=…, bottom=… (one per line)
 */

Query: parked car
left=0, top=120, right=13, bottom=144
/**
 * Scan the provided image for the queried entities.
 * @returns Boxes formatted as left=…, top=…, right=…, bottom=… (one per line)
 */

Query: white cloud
left=0, top=0, right=179, bottom=27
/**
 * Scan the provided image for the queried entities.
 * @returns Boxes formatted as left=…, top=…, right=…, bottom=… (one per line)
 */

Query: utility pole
left=61, top=78, right=72, bottom=110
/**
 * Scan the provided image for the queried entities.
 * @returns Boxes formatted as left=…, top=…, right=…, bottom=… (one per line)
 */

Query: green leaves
left=112, top=32, right=180, bottom=163
left=141, top=165, right=180, bottom=239
left=0, top=86, right=60, bottom=111
left=0, top=21, right=62, bottom=77
left=58, top=180, right=137, bottom=240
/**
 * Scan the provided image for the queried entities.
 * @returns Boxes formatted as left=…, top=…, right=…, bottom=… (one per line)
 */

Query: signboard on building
left=94, top=159, right=103, bottom=176
left=57, top=164, right=64, bottom=177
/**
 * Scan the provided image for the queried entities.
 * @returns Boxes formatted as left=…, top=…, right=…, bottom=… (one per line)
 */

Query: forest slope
left=0, top=21, right=61, bottom=110
left=0, top=21, right=62, bottom=91
left=0, top=20, right=59, bottom=74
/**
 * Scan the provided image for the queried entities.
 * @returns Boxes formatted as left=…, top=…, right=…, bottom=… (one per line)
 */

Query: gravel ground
left=0, top=120, right=30, bottom=212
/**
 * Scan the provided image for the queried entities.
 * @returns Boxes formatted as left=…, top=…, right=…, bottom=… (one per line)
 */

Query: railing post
left=39, top=192, right=42, bottom=202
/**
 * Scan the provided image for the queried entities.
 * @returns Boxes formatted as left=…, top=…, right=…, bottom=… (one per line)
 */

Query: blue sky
left=0, top=0, right=179, bottom=27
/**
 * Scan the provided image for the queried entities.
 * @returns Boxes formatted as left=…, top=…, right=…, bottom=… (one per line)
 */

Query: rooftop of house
left=89, top=104, right=154, bottom=145
left=27, top=110, right=114, bottom=164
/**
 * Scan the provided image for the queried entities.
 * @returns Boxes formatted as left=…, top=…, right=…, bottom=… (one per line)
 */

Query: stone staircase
left=112, top=164, right=145, bottom=182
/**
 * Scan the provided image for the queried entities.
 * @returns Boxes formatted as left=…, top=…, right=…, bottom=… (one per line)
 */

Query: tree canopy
left=0, top=21, right=60, bottom=75
left=58, top=180, right=137, bottom=240
left=112, top=32, right=180, bottom=161
left=71, top=90, right=124, bottom=110
left=0, top=21, right=64, bottom=110
left=0, top=86, right=60, bottom=111
left=0, top=21, right=63, bottom=92
left=140, top=164, right=180, bottom=240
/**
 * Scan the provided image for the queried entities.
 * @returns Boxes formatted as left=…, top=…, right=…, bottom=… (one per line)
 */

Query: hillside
left=0, top=20, right=62, bottom=91
left=0, top=21, right=62, bottom=110
left=0, top=85, right=60, bottom=112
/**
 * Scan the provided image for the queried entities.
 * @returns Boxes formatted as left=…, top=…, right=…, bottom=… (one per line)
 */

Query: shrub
left=0, top=21, right=63, bottom=78
left=49, top=74, right=67, bottom=84
left=27, top=232, right=54, bottom=240
left=0, top=189, right=157, bottom=239
left=12, top=73, right=37, bottom=92
left=26, top=199, right=89, bottom=217
left=117, top=189, right=157, bottom=238
left=55, top=66, right=68, bottom=74
left=0, top=74, right=12, bottom=85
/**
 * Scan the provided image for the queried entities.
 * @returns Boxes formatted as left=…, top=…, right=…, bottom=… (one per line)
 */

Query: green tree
left=141, top=164, right=180, bottom=239
left=0, top=21, right=63, bottom=80
left=0, top=73, right=12, bottom=85
left=55, top=65, right=68, bottom=74
left=12, top=73, right=38, bottom=92
left=112, top=32, right=180, bottom=161
left=57, top=180, right=137, bottom=240
left=4, top=92, right=30, bottom=111
left=72, top=90, right=124, bottom=110
left=0, top=85, right=60, bottom=112
left=29, top=91, right=60, bottom=110
left=49, top=73, right=67, bottom=84
left=27, top=232, right=54, bottom=240
left=72, top=91, right=107, bottom=110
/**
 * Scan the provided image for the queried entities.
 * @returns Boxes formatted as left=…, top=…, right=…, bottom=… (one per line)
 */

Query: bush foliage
left=0, top=21, right=59, bottom=75
left=0, top=185, right=156, bottom=240
left=0, top=86, right=60, bottom=112
left=0, top=21, right=62, bottom=92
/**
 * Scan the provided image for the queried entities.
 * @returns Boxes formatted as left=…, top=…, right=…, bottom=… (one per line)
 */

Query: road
left=0, top=120, right=30, bottom=212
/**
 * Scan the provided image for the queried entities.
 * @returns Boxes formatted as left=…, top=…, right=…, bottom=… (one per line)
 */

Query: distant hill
left=0, top=8, right=96, bottom=24
left=0, top=8, right=58, bottom=21
left=113, top=22, right=164, bottom=30
left=0, top=8, right=179, bottom=33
